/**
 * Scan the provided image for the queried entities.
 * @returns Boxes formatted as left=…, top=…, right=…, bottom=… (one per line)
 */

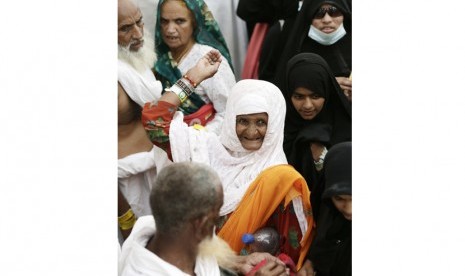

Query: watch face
left=179, top=91, right=187, bottom=102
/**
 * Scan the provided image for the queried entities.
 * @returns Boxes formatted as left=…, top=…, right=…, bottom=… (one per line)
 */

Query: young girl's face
left=331, top=195, right=352, bottom=220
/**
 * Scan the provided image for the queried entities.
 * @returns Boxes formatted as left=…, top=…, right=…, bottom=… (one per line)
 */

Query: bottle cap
left=241, top=233, right=255, bottom=244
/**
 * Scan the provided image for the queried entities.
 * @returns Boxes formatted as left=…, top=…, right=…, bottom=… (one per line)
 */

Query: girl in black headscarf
left=275, top=0, right=351, bottom=98
left=284, top=53, right=351, bottom=220
left=299, top=141, right=352, bottom=276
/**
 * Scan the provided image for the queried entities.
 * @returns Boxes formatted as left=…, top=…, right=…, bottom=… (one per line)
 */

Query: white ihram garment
left=118, top=59, right=162, bottom=107
left=119, top=216, right=221, bottom=276
left=118, top=146, right=171, bottom=218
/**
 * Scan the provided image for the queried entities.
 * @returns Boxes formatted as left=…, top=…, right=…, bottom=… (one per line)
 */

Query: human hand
left=254, top=260, right=289, bottom=276
left=237, top=252, right=285, bottom=275
left=296, top=260, right=316, bottom=276
left=310, top=142, right=326, bottom=162
left=186, top=49, right=222, bottom=85
left=335, top=76, right=352, bottom=102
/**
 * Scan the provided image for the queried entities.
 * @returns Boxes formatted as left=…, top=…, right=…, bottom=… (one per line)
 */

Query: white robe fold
left=118, top=59, right=162, bottom=107
left=119, top=216, right=221, bottom=276
left=118, top=146, right=171, bottom=218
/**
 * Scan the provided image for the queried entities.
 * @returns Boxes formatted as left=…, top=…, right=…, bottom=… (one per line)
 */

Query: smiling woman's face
left=235, top=112, right=268, bottom=151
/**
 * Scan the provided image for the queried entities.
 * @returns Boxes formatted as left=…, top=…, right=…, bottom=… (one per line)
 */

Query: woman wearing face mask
left=284, top=53, right=351, bottom=221
left=148, top=0, right=236, bottom=155
left=297, top=142, right=352, bottom=276
left=275, top=0, right=352, bottom=101
left=142, top=78, right=315, bottom=271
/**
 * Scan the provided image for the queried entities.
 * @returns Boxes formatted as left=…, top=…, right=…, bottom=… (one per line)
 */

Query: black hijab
left=284, top=53, right=351, bottom=156
left=274, top=0, right=352, bottom=90
left=308, top=141, right=352, bottom=276
left=283, top=53, right=350, bottom=220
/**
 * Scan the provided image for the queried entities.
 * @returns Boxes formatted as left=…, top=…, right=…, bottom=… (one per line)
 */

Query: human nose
left=166, top=22, right=176, bottom=34
left=245, top=125, right=258, bottom=135
left=302, top=98, right=314, bottom=109
left=343, top=201, right=352, bottom=216
left=133, top=24, right=143, bottom=40
left=322, top=12, right=333, bottom=23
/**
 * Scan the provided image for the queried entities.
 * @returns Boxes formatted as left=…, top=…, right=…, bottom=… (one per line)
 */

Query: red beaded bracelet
left=183, top=74, right=197, bottom=88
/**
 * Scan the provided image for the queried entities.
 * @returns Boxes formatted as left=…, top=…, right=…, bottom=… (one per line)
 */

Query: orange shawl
left=218, top=164, right=314, bottom=269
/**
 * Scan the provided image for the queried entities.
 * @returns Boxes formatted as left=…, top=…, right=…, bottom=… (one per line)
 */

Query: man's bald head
left=118, top=0, right=145, bottom=51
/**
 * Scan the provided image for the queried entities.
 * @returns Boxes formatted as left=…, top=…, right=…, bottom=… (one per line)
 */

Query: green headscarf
left=154, top=0, right=234, bottom=90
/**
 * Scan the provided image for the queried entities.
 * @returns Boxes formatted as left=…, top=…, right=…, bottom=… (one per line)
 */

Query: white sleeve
left=198, top=58, right=236, bottom=135
left=170, top=111, right=212, bottom=165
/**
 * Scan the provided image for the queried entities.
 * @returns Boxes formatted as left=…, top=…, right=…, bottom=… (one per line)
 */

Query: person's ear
left=192, top=215, right=210, bottom=242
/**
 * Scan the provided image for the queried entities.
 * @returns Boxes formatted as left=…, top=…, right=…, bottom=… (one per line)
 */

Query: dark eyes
left=292, top=94, right=322, bottom=100
left=237, top=118, right=247, bottom=125
left=256, top=120, right=267, bottom=126
left=160, top=19, right=187, bottom=25
left=292, top=94, right=303, bottom=100
left=119, top=18, right=143, bottom=33
left=236, top=118, right=267, bottom=126
left=120, top=26, right=130, bottom=32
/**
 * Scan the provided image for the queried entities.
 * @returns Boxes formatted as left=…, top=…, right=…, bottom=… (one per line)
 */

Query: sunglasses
left=314, top=6, right=343, bottom=19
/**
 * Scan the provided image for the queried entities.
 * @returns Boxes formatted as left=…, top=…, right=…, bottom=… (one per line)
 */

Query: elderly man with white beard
left=117, top=0, right=223, bottom=243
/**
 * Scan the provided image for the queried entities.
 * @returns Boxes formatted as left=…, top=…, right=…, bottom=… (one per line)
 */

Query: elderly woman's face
left=160, top=0, right=195, bottom=52
left=311, top=4, right=344, bottom=34
left=236, top=112, right=268, bottom=151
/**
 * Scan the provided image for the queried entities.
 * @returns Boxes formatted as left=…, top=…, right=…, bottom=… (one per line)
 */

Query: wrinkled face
left=331, top=195, right=352, bottom=220
left=291, top=87, right=325, bottom=120
left=160, top=0, right=196, bottom=52
left=118, top=0, right=145, bottom=51
left=311, top=4, right=344, bottom=34
left=236, top=112, right=268, bottom=151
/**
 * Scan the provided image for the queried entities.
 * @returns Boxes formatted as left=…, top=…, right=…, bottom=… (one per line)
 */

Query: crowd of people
left=117, top=0, right=352, bottom=275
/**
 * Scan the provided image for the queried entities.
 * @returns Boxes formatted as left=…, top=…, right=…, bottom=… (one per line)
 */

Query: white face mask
left=308, top=23, right=346, bottom=45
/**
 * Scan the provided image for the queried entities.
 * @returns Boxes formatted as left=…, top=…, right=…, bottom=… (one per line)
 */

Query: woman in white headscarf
left=142, top=77, right=314, bottom=269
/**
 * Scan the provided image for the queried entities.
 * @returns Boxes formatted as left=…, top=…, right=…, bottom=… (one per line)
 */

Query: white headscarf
left=170, top=79, right=288, bottom=216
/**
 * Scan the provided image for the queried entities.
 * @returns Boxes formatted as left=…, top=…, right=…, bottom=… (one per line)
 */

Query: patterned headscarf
left=154, top=0, right=233, bottom=88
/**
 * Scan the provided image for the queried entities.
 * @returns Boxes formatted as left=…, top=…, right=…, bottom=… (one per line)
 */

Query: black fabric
left=237, top=0, right=300, bottom=24
left=307, top=142, right=352, bottom=276
left=283, top=53, right=351, bottom=221
left=258, top=21, right=283, bottom=82
left=274, top=0, right=352, bottom=90
left=322, top=141, right=352, bottom=198
left=283, top=53, right=351, bottom=154
left=237, top=0, right=300, bottom=45
left=287, top=123, right=331, bottom=221
left=258, top=16, right=298, bottom=82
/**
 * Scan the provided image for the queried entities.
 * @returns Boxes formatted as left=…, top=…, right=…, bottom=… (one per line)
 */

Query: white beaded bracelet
left=314, top=146, right=328, bottom=171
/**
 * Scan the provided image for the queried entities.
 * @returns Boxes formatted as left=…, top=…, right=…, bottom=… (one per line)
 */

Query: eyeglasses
left=313, top=6, right=343, bottom=19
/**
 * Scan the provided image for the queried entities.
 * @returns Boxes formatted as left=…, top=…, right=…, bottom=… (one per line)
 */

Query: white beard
left=198, top=234, right=238, bottom=272
left=118, top=33, right=157, bottom=73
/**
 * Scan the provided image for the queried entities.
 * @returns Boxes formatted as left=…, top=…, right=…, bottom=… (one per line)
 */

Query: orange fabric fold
left=218, top=164, right=315, bottom=269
